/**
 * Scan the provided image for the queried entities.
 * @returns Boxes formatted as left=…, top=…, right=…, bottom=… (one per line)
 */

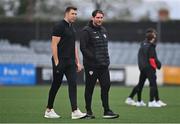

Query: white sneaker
left=156, top=100, right=167, bottom=107
left=44, top=109, right=60, bottom=118
left=148, top=100, right=162, bottom=107
left=136, top=101, right=146, bottom=107
left=125, top=97, right=136, bottom=106
left=71, top=108, right=86, bottom=119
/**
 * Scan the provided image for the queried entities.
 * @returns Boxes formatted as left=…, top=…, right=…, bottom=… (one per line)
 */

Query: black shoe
left=85, top=111, right=95, bottom=119
left=103, top=110, right=119, bottom=119
left=85, top=114, right=95, bottom=119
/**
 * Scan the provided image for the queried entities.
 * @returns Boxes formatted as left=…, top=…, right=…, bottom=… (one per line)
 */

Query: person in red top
left=125, top=28, right=167, bottom=107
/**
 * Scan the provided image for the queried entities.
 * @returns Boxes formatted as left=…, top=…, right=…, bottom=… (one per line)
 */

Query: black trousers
left=84, top=65, right=111, bottom=112
left=129, top=67, right=159, bottom=102
left=47, top=58, right=77, bottom=111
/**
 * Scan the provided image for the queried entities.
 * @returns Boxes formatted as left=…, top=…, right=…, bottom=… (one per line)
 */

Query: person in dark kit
left=44, top=6, right=86, bottom=119
left=125, top=28, right=167, bottom=107
left=80, top=9, right=119, bottom=119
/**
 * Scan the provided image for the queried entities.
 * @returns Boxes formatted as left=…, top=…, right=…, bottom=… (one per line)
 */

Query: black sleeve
left=80, top=30, right=94, bottom=60
left=154, top=49, right=161, bottom=69
left=143, top=45, right=151, bottom=68
left=148, top=46, right=156, bottom=58
left=52, top=23, right=64, bottom=37
left=156, top=59, right=161, bottom=69
left=149, top=46, right=161, bottom=69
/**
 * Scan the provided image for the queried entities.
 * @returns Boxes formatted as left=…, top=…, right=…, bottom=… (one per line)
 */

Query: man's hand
left=156, top=60, right=161, bottom=70
left=54, top=60, right=61, bottom=73
left=76, top=63, right=83, bottom=72
left=54, top=60, right=59, bottom=66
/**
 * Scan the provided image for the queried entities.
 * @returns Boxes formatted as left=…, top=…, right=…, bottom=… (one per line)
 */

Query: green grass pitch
left=0, top=85, right=180, bottom=123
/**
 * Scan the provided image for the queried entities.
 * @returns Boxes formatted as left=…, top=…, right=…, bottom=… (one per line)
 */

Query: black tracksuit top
left=138, top=40, right=161, bottom=71
left=80, top=21, right=110, bottom=68
left=52, top=20, right=76, bottom=60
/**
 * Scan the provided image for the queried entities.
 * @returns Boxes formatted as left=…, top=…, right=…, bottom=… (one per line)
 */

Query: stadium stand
left=0, top=40, right=180, bottom=67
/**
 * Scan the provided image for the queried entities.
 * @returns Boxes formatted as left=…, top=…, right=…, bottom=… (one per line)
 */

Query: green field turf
left=0, top=85, right=180, bottom=123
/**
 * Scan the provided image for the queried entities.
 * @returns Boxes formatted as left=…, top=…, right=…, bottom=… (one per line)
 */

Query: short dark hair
left=92, top=9, right=104, bottom=17
left=145, top=28, right=157, bottom=40
left=146, top=28, right=157, bottom=34
left=65, top=6, right=77, bottom=13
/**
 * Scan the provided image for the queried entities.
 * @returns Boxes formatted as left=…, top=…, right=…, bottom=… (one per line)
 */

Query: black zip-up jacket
left=80, top=21, right=110, bottom=68
left=138, top=40, right=161, bottom=71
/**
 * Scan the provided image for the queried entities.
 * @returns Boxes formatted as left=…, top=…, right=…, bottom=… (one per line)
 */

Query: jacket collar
left=144, top=39, right=156, bottom=47
left=63, top=19, right=72, bottom=27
